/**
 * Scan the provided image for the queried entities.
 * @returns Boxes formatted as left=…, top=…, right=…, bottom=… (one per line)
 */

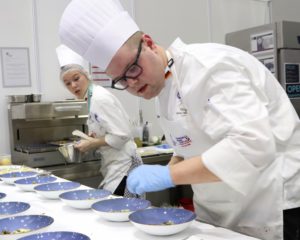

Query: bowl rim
left=0, top=171, right=38, bottom=178
left=59, top=188, right=112, bottom=201
left=16, top=231, right=91, bottom=240
left=14, top=175, right=57, bottom=185
left=33, top=181, right=81, bottom=192
left=128, top=207, right=196, bottom=225
left=0, top=201, right=31, bottom=215
left=91, top=197, right=151, bottom=213
left=0, top=214, right=54, bottom=235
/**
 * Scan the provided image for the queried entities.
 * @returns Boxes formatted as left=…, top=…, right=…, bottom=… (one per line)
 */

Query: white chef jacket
left=156, top=38, right=300, bottom=240
left=87, top=85, right=138, bottom=193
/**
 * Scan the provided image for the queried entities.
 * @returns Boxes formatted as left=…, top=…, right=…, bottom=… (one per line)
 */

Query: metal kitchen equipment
left=226, top=21, right=300, bottom=115
left=8, top=100, right=101, bottom=188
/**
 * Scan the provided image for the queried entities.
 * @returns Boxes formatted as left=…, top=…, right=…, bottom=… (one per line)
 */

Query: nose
left=71, top=81, right=77, bottom=88
left=126, top=78, right=139, bottom=88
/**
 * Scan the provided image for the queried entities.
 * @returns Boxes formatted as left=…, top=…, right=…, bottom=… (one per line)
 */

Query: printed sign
left=250, top=31, right=274, bottom=53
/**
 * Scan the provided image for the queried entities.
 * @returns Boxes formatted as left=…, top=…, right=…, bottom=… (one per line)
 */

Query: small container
left=58, top=144, right=82, bottom=163
left=0, top=155, right=11, bottom=166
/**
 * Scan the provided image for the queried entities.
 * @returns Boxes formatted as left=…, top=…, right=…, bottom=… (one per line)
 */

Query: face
left=106, top=35, right=167, bottom=100
left=63, top=70, right=89, bottom=99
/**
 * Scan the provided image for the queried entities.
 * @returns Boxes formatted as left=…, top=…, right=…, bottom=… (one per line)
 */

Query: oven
left=8, top=100, right=101, bottom=188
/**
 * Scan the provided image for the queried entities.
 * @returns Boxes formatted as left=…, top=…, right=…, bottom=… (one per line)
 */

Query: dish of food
left=0, top=202, right=30, bottom=218
left=14, top=176, right=57, bottom=192
left=59, top=189, right=111, bottom=209
left=91, top=197, right=151, bottom=222
left=0, top=214, right=54, bottom=239
left=0, top=171, right=38, bottom=185
left=129, top=207, right=196, bottom=236
left=34, top=181, right=81, bottom=199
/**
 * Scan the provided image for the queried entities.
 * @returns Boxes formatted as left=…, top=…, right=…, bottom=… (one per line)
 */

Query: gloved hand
left=127, top=165, right=175, bottom=195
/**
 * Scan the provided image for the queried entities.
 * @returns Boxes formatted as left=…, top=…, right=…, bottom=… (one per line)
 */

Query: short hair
left=124, top=31, right=144, bottom=50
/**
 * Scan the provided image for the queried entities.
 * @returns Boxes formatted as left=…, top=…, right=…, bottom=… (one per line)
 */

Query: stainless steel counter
left=42, top=160, right=101, bottom=188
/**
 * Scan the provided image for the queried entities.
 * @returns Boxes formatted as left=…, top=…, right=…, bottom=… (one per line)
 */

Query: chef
left=58, top=0, right=300, bottom=239
left=56, top=44, right=143, bottom=198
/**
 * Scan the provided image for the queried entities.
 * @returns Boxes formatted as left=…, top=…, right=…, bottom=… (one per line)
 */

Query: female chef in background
left=56, top=45, right=143, bottom=198
left=59, top=0, right=300, bottom=239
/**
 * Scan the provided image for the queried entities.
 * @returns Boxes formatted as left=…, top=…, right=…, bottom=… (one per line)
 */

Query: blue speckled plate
left=129, top=207, right=196, bottom=236
left=0, top=171, right=38, bottom=185
left=14, top=176, right=57, bottom=191
left=0, top=202, right=30, bottom=217
left=92, top=197, right=151, bottom=222
left=17, top=231, right=90, bottom=240
left=0, top=214, right=54, bottom=238
left=34, top=181, right=81, bottom=199
left=59, top=189, right=111, bottom=209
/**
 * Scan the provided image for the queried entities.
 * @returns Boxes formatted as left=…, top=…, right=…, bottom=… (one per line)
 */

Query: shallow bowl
left=0, top=214, right=54, bottom=240
left=14, top=176, right=57, bottom=192
left=34, top=181, right=81, bottom=199
left=0, top=202, right=30, bottom=218
left=91, top=197, right=151, bottom=222
left=17, top=231, right=90, bottom=240
left=129, top=207, right=196, bottom=236
left=0, top=172, right=38, bottom=185
left=59, top=189, right=111, bottom=209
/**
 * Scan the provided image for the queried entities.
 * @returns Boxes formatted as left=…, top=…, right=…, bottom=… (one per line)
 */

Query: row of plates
left=0, top=165, right=196, bottom=239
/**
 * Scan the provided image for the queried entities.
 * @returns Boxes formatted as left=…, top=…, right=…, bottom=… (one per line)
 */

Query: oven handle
left=54, top=106, right=82, bottom=112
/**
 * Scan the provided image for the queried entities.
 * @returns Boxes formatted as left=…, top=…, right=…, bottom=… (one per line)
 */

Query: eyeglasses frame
left=111, top=40, right=143, bottom=90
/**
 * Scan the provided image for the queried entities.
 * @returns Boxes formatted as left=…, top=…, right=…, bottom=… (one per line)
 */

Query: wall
left=271, top=0, right=300, bottom=22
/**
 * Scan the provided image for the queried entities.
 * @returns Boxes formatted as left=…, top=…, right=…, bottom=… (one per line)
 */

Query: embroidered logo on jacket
left=175, top=135, right=192, bottom=147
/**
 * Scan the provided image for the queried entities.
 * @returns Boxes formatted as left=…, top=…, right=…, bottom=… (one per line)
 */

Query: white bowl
left=34, top=182, right=81, bottom=199
left=129, top=207, right=196, bottom=236
left=0, top=172, right=38, bottom=185
left=91, top=197, right=151, bottom=222
left=0, top=214, right=54, bottom=240
left=59, top=189, right=111, bottom=209
left=14, top=176, right=57, bottom=192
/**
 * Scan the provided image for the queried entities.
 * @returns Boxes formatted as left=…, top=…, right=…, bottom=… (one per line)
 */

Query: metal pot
left=58, top=143, right=82, bottom=163
left=32, top=94, right=41, bottom=102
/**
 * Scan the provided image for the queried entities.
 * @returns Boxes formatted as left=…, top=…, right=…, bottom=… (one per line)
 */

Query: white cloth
left=87, top=85, right=141, bottom=193
left=156, top=38, right=300, bottom=240
left=56, top=44, right=87, bottom=67
left=59, top=0, right=139, bottom=70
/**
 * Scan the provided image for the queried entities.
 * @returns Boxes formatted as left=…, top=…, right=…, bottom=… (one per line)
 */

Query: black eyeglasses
left=111, top=40, right=143, bottom=90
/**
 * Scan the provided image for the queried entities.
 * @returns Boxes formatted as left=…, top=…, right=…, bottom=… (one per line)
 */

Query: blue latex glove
left=127, top=164, right=175, bottom=195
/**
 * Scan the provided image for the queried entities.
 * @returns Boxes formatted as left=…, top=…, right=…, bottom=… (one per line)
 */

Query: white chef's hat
left=59, top=0, right=139, bottom=70
left=56, top=44, right=87, bottom=68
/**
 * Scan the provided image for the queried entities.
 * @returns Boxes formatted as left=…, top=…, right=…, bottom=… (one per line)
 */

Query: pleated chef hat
left=59, top=0, right=139, bottom=70
left=56, top=44, right=86, bottom=67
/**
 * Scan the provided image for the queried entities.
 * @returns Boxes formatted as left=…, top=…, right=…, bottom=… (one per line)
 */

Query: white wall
left=272, top=0, right=300, bottom=22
